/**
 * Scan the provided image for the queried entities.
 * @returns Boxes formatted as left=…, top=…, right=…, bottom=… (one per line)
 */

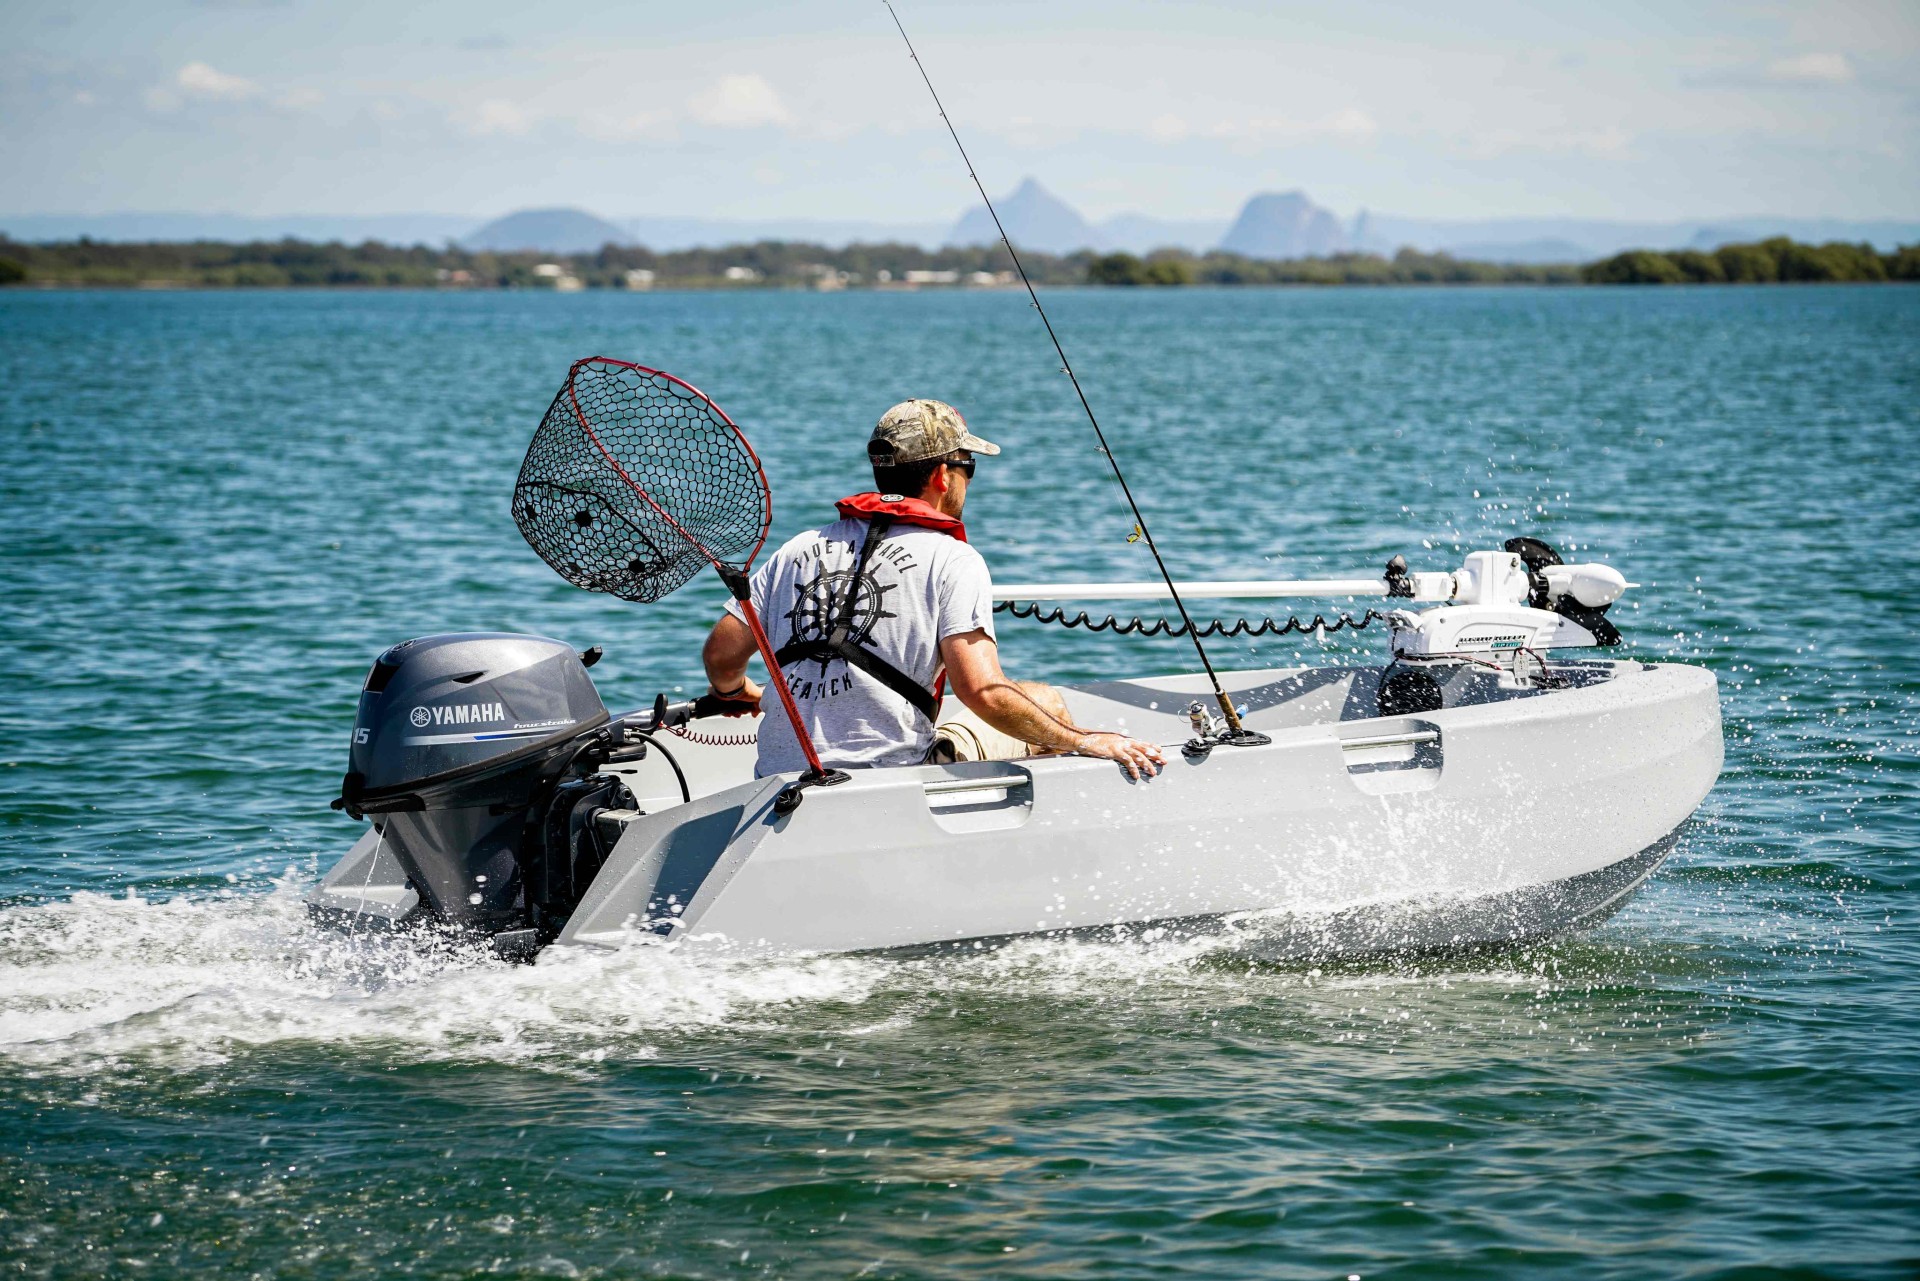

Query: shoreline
left=8, top=234, right=1911, bottom=291
left=4, top=278, right=1916, bottom=294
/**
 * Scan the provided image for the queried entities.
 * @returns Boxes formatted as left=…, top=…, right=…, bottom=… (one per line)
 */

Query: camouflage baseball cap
left=868, top=399, right=1001, bottom=466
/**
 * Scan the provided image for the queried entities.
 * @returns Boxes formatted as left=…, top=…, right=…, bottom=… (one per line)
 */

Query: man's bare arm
left=940, top=629, right=1164, bottom=779
left=702, top=613, right=763, bottom=702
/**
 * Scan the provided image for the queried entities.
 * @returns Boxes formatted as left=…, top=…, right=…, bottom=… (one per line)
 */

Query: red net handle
left=714, top=568, right=829, bottom=779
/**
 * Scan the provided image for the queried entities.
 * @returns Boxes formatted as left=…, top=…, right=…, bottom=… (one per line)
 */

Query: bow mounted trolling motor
left=1383, top=537, right=1629, bottom=659
left=1374, top=537, right=1628, bottom=722
left=329, top=632, right=667, bottom=947
left=1376, top=538, right=1629, bottom=715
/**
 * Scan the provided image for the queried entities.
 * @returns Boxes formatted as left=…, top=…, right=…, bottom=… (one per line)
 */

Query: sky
left=3, top=0, right=1916, bottom=223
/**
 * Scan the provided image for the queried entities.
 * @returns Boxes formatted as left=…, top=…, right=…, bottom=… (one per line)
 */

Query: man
left=699, top=399, right=1165, bottom=781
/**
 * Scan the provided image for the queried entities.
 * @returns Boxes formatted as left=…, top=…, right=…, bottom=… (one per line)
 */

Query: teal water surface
left=1, top=286, right=1917, bottom=1278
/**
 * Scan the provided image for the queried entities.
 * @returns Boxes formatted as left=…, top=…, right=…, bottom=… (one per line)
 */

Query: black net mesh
left=514, top=359, right=771, bottom=603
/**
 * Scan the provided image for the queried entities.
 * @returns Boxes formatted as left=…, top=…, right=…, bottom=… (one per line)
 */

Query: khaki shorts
left=927, top=705, right=1036, bottom=763
left=926, top=681, right=1069, bottom=764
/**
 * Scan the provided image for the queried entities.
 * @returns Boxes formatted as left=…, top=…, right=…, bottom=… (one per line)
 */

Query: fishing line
left=881, top=2, right=1265, bottom=745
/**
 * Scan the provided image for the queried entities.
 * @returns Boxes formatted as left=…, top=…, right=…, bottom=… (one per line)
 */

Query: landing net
left=514, top=358, right=771, bottom=603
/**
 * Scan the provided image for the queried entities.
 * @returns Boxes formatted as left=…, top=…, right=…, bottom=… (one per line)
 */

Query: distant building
left=723, top=266, right=761, bottom=282
left=625, top=268, right=656, bottom=290
left=904, top=269, right=960, bottom=285
left=801, top=263, right=851, bottom=291
left=531, top=262, right=583, bottom=291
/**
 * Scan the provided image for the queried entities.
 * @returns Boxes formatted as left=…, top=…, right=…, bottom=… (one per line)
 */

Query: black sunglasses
left=943, top=454, right=977, bottom=478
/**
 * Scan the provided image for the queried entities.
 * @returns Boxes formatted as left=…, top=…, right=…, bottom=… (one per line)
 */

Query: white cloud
left=176, top=61, right=262, bottom=101
left=467, top=99, right=531, bottom=137
left=147, top=61, right=269, bottom=111
left=688, top=74, right=792, bottom=129
left=1582, top=125, right=1633, bottom=156
left=1766, top=52, right=1854, bottom=84
left=1321, top=107, right=1379, bottom=143
left=1146, top=114, right=1189, bottom=143
left=576, top=110, right=673, bottom=142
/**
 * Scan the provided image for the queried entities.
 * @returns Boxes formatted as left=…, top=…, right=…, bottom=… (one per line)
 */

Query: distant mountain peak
left=462, top=207, right=633, bottom=254
left=1219, top=191, right=1348, bottom=260
left=946, top=177, right=1102, bottom=254
left=944, top=183, right=1354, bottom=259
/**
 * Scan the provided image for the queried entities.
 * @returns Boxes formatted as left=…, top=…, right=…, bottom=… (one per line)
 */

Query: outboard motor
left=333, top=632, right=624, bottom=939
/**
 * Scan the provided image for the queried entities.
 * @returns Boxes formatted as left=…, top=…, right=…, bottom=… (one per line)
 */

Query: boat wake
left=0, top=877, right=896, bottom=1077
left=0, top=871, right=1720, bottom=1081
left=0, top=876, right=1308, bottom=1078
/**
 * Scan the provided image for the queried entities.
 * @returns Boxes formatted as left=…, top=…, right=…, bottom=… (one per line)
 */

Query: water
left=1, top=285, right=1916, bottom=1277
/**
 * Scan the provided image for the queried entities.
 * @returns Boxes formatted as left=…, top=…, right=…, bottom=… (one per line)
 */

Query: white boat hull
left=314, top=659, right=1720, bottom=958
left=584, top=659, right=1720, bottom=954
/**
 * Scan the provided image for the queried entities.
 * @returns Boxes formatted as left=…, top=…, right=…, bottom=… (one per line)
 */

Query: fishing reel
left=1180, top=700, right=1270, bottom=760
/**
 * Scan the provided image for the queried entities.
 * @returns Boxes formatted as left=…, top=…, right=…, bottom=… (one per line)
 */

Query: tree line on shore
left=1083, top=248, right=1580, bottom=285
left=0, top=238, right=1067, bottom=289
left=0, top=233, right=1914, bottom=290
left=1581, top=237, right=1919, bottom=284
left=1086, top=237, right=1917, bottom=284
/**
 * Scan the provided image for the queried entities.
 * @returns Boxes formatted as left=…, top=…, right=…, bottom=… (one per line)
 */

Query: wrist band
left=712, top=681, right=747, bottom=698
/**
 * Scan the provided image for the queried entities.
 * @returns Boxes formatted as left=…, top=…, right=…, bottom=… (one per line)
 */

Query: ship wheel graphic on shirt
left=785, top=566, right=899, bottom=673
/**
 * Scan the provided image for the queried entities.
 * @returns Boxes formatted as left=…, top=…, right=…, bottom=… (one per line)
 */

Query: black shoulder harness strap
left=772, top=516, right=941, bottom=722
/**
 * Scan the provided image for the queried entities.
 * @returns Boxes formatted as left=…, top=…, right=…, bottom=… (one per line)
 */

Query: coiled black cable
left=993, top=600, right=1386, bottom=639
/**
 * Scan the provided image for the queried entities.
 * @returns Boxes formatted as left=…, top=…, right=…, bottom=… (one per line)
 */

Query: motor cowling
left=334, top=632, right=610, bottom=932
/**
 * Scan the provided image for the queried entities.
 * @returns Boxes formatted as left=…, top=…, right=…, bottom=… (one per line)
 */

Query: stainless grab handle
left=923, top=775, right=1030, bottom=796
left=1339, top=730, right=1440, bottom=751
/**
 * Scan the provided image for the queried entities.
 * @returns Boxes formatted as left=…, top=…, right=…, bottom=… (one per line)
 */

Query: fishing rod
left=881, top=1, right=1266, bottom=746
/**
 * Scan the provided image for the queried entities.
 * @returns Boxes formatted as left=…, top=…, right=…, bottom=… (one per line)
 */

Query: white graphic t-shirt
left=725, top=517, right=995, bottom=776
